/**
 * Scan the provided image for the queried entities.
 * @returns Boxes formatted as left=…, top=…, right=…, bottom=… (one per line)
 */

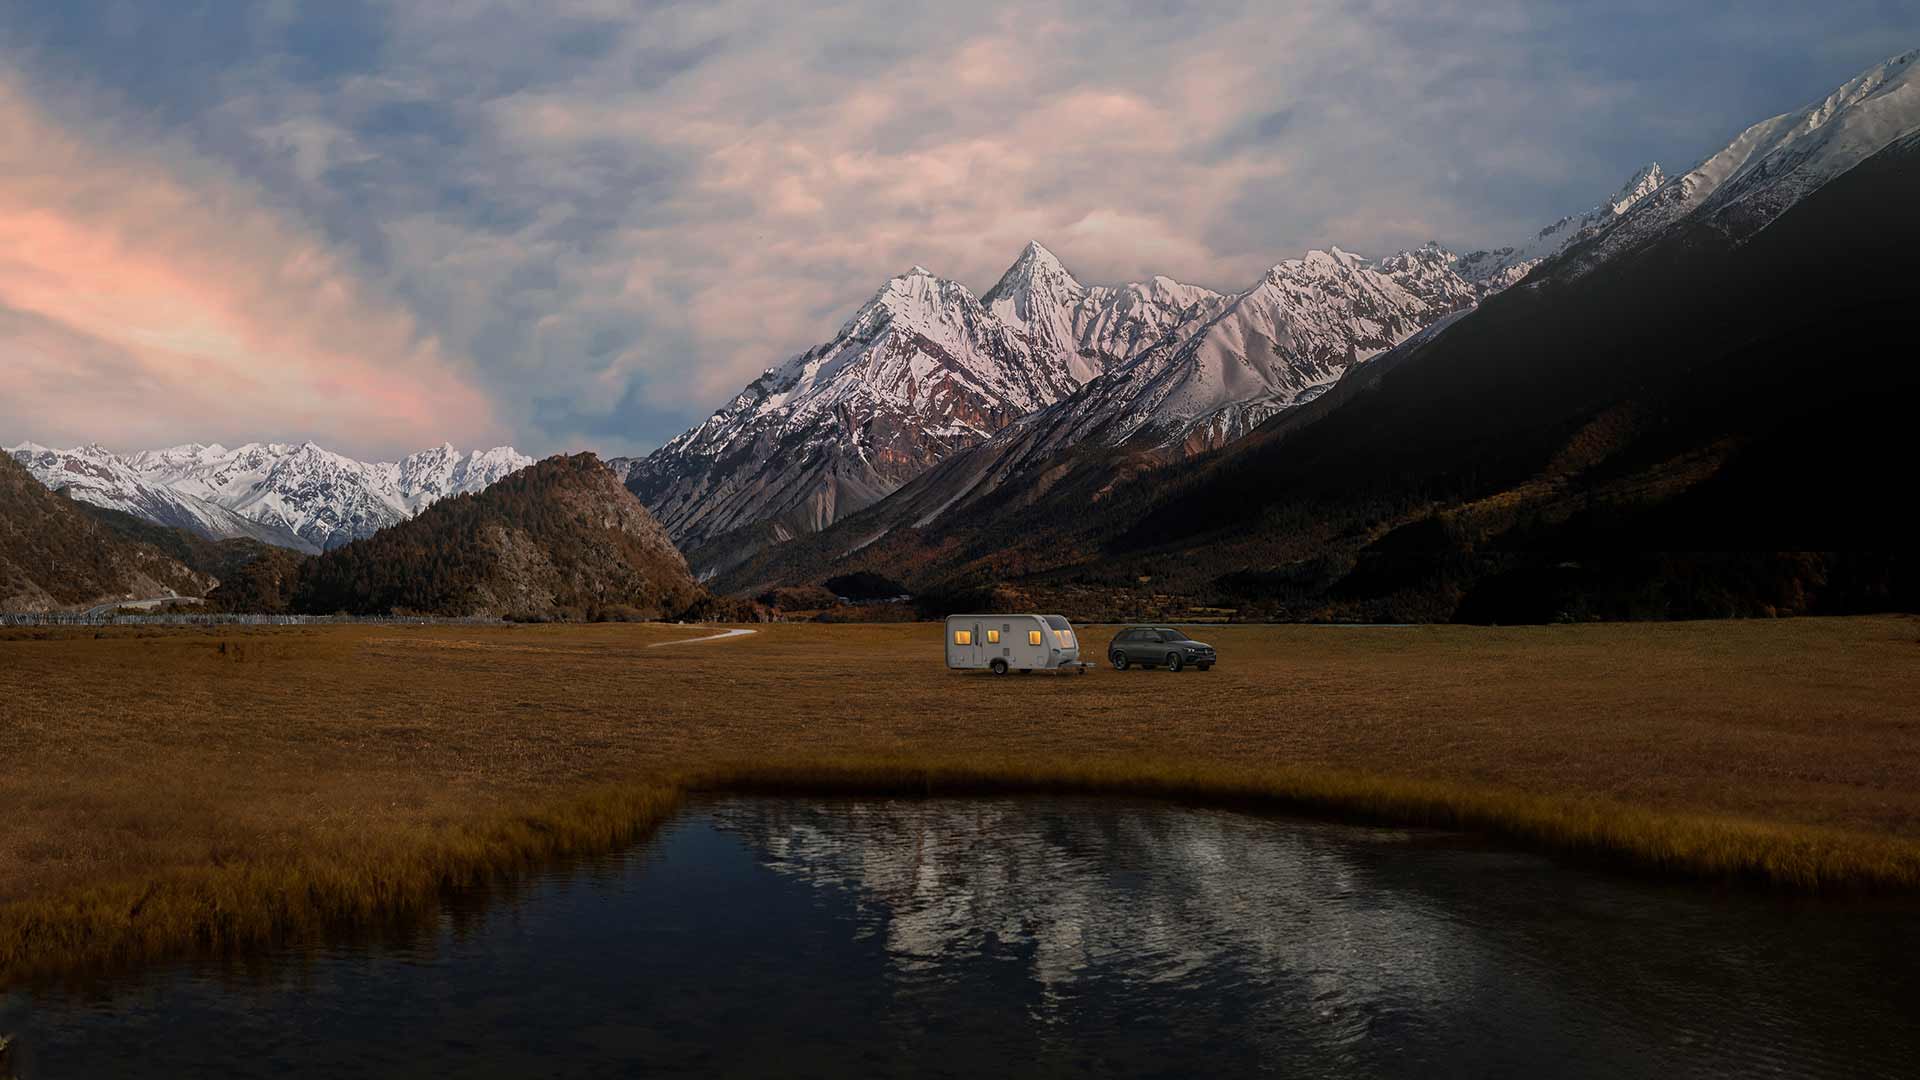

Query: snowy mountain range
left=6, top=441, right=532, bottom=551
left=612, top=248, right=1229, bottom=551
left=6, top=442, right=320, bottom=553
left=616, top=186, right=1631, bottom=557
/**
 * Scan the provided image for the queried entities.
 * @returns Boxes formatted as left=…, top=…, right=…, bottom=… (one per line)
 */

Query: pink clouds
left=0, top=78, right=502, bottom=458
left=474, top=12, right=1305, bottom=419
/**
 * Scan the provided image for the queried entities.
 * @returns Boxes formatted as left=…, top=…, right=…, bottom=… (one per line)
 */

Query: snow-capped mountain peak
left=1608, top=163, right=1667, bottom=214
left=983, top=241, right=1086, bottom=321
left=983, top=241, right=1230, bottom=386
left=1453, top=161, right=1669, bottom=288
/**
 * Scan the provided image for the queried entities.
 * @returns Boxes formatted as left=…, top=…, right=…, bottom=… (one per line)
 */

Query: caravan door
left=948, top=618, right=985, bottom=668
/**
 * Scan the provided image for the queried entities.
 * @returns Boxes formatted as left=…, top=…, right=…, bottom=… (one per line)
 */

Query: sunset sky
left=2, top=1, right=1915, bottom=459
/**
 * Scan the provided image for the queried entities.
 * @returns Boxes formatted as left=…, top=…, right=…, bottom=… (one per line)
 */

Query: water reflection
left=3, top=797, right=1916, bottom=1079
left=718, top=798, right=1920, bottom=1078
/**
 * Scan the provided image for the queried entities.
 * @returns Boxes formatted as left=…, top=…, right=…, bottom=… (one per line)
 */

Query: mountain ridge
left=10, top=440, right=534, bottom=552
left=209, top=453, right=704, bottom=620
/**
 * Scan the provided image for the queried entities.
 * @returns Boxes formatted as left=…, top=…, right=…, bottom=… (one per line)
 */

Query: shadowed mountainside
left=715, top=132, right=1920, bottom=622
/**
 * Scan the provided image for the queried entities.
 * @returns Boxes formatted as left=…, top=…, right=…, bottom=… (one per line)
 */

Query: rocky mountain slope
left=701, top=231, right=1613, bottom=580
left=10, top=441, right=532, bottom=552
left=210, top=454, right=702, bottom=620
left=0, top=452, right=213, bottom=612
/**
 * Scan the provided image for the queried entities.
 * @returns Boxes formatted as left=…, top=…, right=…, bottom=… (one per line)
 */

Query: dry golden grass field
left=2, top=615, right=1918, bottom=984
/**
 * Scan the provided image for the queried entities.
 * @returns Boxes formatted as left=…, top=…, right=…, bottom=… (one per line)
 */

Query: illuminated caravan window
left=986, top=629, right=1000, bottom=643
left=954, top=629, right=972, bottom=646
left=1054, top=629, right=1075, bottom=648
left=1028, top=630, right=1043, bottom=646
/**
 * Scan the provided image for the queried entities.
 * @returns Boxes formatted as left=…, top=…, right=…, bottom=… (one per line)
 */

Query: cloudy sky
left=1, top=2, right=1914, bottom=460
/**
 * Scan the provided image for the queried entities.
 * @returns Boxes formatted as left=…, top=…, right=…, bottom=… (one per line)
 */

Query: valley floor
left=2, top=616, right=1918, bottom=983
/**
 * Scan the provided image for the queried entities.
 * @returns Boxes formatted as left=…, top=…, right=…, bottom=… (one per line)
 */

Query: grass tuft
left=0, top=784, right=682, bottom=988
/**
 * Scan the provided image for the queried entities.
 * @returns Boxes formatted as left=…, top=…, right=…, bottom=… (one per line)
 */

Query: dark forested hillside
left=0, top=453, right=213, bottom=611
left=69, top=501, right=290, bottom=586
left=718, top=133, right=1920, bottom=622
left=210, top=454, right=705, bottom=619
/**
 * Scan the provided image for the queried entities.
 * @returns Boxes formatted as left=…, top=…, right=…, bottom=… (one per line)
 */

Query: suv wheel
left=989, top=659, right=1008, bottom=676
left=1111, top=652, right=1129, bottom=671
left=1166, top=653, right=1184, bottom=672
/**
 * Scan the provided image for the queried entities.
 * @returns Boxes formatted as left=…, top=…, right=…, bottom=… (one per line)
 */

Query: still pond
left=4, top=797, right=1917, bottom=1077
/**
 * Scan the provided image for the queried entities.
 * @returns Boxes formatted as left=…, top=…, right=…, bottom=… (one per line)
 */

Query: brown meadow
left=2, top=615, right=1918, bottom=985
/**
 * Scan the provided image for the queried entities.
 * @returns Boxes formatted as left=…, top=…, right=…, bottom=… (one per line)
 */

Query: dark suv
left=1107, top=626, right=1217, bottom=672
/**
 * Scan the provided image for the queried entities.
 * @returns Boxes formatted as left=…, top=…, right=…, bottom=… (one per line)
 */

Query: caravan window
left=1028, top=630, right=1043, bottom=646
left=953, top=629, right=972, bottom=645
left=1054, top=629, right=1075, bottom=648
left=986, top=629, right=1000, bottom=644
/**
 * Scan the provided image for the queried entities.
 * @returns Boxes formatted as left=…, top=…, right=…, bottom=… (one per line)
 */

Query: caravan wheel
left=989, top=659, right=1009, bottom=676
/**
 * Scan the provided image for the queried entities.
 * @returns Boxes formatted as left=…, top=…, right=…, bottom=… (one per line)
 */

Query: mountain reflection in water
left=4, top=797, right=1916, bottom=1079
left=717, top=798, right=1920, bottom=1078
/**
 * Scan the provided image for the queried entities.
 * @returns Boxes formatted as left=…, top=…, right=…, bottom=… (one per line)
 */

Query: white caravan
left=944, top=613, right=1087, bottom=675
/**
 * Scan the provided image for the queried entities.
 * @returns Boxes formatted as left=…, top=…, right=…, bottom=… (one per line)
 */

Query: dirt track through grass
left=2, top=616, right=1917, bottom=983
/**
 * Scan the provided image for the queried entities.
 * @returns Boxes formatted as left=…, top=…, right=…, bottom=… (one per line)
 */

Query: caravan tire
left=989, top=659, right=1009, bottom=676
